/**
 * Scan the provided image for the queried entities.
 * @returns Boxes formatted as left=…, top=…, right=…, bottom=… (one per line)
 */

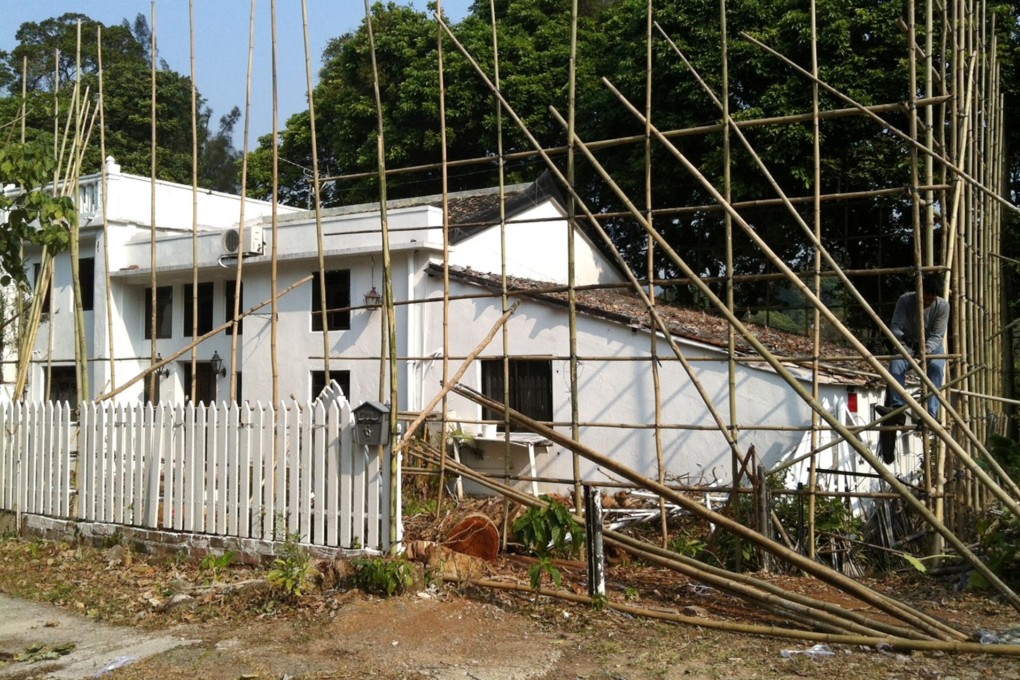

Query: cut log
left=445, top=513, right=500, bottom=561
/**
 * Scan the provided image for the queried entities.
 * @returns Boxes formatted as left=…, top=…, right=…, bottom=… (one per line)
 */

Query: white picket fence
left=0, top=397, right=396, bottom=551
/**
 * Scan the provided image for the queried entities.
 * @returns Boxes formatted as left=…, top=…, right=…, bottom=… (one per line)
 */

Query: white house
left=10, top=162, right=894, bottom=490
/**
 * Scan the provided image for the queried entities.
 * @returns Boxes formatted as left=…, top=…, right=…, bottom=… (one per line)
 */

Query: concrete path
left=0, top=595, right=194, bottom=679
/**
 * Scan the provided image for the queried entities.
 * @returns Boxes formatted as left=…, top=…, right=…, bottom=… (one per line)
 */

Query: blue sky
left=1, top=0, right=473, bottom=145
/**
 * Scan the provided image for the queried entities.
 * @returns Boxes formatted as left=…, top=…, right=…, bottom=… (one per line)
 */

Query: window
left=78, top=257, right=94, bottom=311
left=225, top=280, right=243, bottom=335
left=33, top=262, right=51, bottom=312
left=183, top=282, right=214, bottom=335
left=481, top=359, right=553, bottom=430
left=311, top=269, right=350, bottom=331
left=311, top=370, right=351, bottom=403
left=47, top=366, right=77, bottom=403
left=143, top=286, right=173, bottom=339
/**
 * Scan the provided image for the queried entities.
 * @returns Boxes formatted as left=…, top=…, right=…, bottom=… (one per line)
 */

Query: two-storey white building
left=9, top=160, right=886, bottom=489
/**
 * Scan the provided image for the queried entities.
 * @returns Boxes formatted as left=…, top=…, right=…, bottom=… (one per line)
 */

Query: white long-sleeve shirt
left=890, top=292, right=950, bottom=354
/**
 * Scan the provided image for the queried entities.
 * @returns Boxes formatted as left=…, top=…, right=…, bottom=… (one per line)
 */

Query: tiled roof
left=432, top=264, right=873, bottom=385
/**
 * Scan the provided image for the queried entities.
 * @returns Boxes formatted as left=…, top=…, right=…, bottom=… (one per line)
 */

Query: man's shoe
left=875, top=405, right=895, bottom=417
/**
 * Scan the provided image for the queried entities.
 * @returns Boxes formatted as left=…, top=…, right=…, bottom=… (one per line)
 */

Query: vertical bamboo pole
left=807, top=0, right=822, bottom=560
left=97, top=28, right=116, bottom=391
left=567, top=0, right=582, bottom=510
left=363, top=0, right=400, bottom=544
left=148, top=0, right=158, bottom=405
left=434, top=0, right=452, bottom=510
left=719, top=0, right=746, bottom=564
left=485, top=0, right=513, bottom=546
left=301, top=0, right=331, bottom=388
left=270, top=0, right=280, bottom=407
left=189, top=0, right=199, bottom=402
left=69, top=20, right=89, bottom=405
left=228, top=0, right=257, bottom=403
left=647, top=0, right=668, bottom=547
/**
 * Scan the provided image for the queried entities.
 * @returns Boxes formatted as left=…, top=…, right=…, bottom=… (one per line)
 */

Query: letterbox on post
left=353, top=401, right=390, bottom=446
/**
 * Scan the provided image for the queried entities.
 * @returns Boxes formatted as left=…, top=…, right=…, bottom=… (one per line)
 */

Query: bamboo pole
left=228, top=0, right=257, bottom=403
left=301, top=0, right=331, bottom=391
left=561, top=83, right=1020, bottom=609
left=68, top=21, right=89, bottom=404
left=363, top=0, right=401, bottom=546
left=807, top=0, right=822, bottom=560
left=452, top=578, right=1020, bottom=655
left=148, top=0, right=158, bottom=404
left=595, top=90, right=1015, bottom=599
left=484, top=0, right=512, bottom=549
left=189, top=0, right=199, bottom=403
left=96, top=27, right=116, bottom=391
left=434, top=0, right=452, bottom=510
left=550, top=74, right=1020, bottom=607
left=567, top=0, right=583, bottom=512
left=647, top=0, right=668, bottom=547
left=96, top=274, right=314, bottom=403
left=270, top=0, right=280, bottom=407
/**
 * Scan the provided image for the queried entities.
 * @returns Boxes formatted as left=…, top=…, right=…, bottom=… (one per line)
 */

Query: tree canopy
left=0, top=12, right=240, bottom=191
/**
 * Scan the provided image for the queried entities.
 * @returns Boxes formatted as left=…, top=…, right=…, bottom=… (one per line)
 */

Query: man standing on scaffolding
left=877, top=272, right=950, bottom=431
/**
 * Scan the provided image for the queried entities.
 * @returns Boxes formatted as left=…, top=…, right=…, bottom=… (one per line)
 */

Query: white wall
left=447, top=201, right=624, bottom=286
left=422, top=276, right=851, bottom=487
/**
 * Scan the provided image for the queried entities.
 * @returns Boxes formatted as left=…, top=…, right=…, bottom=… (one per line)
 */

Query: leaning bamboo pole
left=453, top=578, right=1020, bottom=655
left=807, top=0, right=822, bottom=560
left=68, top=21, right=89, bottom=405
left=228, top=0, right=257, bottom=403
left=451, top=384, right=966, bottom=641
left=302, top=0, right=331, bottom=390
left=96, top=274, right=315, bottom=403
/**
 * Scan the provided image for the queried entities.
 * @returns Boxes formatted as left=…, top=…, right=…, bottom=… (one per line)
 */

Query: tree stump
left=445, top=513, right=500, bottom=561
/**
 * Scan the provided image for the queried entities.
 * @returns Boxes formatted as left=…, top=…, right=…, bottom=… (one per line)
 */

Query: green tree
left=1, top=12, right=239, bottom=189
left=0, top=140, right=74, bottom=287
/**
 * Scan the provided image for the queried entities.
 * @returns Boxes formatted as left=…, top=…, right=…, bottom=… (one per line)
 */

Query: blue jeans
left=889, top=343, right=945, bottom=418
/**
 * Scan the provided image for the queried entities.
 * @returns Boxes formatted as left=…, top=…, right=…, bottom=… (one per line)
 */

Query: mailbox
left=353, top=401, right=391, bottom=446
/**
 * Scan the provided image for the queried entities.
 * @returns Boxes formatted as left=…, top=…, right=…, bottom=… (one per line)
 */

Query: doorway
left=181, top=361, right=218, bottom=405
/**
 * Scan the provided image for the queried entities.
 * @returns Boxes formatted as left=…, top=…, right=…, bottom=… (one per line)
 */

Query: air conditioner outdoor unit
left=223, top=225, right=263, bottom=257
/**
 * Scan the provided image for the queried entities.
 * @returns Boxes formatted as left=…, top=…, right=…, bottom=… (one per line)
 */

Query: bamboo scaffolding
left=639, top=33, right=1020, bottom=505
left=315, top=97, right=951, bottom=185
left=559, top=81, right=1019, bottom=607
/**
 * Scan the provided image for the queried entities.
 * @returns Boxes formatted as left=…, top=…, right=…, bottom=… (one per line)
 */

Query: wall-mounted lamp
left=364, top=286, right=382, bottom=308
left=210, top=351, right=227, bottom=378
left=155, top=354, right=170, bottom=379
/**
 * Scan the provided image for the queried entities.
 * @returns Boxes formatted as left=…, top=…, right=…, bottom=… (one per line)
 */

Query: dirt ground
left=1, top=533, right=1020, bottom=680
